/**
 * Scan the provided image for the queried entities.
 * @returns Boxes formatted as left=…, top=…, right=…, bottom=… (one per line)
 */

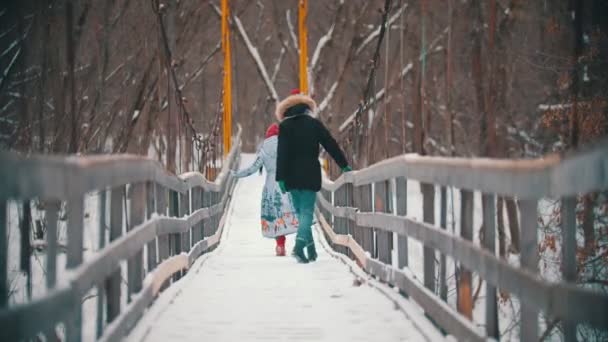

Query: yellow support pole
left=221, top=0, right=232, bottom=156
left=298, top=0, right=308, bottom=95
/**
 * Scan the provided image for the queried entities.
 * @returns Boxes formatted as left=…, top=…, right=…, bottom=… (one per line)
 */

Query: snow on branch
left=286, top=9, right=299, bottom=52
left=315, top=81, right=338, bottom=117
left=355, top=3, right=408, bottom=56
left=338, top=62, right=413, bottom=132
left=537, top=103, right=573, bottom=111
left=310, top=23, right=335, bottom=73
left=0, top=47, right=21, bottom=90
left=181, top=41, right=221, bottom=90
left=271, top=47, right=286, bottom=83
left=234, top=15, right=279, bottom=103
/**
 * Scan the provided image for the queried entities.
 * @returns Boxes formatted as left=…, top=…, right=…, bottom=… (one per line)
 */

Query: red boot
left=275, top=236, right=286, bottom=256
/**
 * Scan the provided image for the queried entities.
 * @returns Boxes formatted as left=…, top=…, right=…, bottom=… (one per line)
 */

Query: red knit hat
left=265, top=123, right=279, bottom=138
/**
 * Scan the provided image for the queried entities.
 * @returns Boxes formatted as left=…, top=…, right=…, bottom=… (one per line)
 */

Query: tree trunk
left=66, top=0, right=78, bottom=154
left=165, top=0, right=177, bottom=174
left=470, top=1, right=486, bottom=156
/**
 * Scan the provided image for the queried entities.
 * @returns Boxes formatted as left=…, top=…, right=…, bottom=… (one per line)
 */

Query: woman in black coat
left=275, top=89, right=352, bottom=263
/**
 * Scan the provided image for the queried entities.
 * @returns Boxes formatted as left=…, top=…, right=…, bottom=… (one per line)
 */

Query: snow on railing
left=317, top=138, right=608, bottom=342
left=0, top=127, right=242, bottom=341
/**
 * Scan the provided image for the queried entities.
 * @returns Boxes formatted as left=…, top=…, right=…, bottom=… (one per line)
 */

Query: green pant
left=290, top=190, right=317, bottom=246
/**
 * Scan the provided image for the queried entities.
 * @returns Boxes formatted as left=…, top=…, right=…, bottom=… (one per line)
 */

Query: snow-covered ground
left=128, top=154, right=443, bottom=342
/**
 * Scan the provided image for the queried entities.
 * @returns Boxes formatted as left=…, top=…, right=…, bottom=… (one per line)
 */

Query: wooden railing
left=0, top=128, right=242, bottom=341
left=317, top=141, right=608, bottom=341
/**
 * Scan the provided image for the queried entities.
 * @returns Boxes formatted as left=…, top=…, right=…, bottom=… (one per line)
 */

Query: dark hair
left=284, top=103, right=310, bottom=117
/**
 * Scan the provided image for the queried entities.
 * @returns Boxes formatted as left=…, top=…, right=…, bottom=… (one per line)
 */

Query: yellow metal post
left=298, top=0, right=308, bottom=94
left=221, top=0, right=232, bottom=156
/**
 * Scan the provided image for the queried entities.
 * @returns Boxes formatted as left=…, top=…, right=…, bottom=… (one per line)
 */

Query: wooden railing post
left=155, top=184, right=170, bottom=291
left=66, top=194, right=84, bottom=342
left=345, top=183, right=354, bottom=260
left=421, top=183, right=435, bottom=293
left=374, top=181, right=393, bottom=265
left=146, top=182, right=157, bottom=273
left=97, top=190, right=107, bottom=338
left=333, top=186, right=345, bottom=254
left=128, top=183, right=145, bottom=300
left=202, top=190, right=211, bottom=238
left=106, top=187, right=124, bottom=323
left=179, top=191, right=190, bottom=251
left=45, top=201, right=60, bottom=290
left=396, top=177, right=408, bottom=269
left=439, top=186, right=448, bottom=301
left=482, top=193, right=498, bottom=338
left=169, top=190, right=181, bottom=281
left=561, top=196, right=577, bottom=342
left=520, top=199, right=539, bottom=341
left=457, top=189, right=473, bottom=319
left=192, top=188, right=202, bottom=242
left=0, top=200, right=6, bottom=308
left=354, top=184, right=373, bottom=256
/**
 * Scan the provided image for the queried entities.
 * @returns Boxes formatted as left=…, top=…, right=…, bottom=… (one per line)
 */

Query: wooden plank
left=322, top=140, right=608, bottom=198
left=0, top=127, right=244, bottom=203
left=128, top=183, right=145, bottom=300
left=0, top=200, right=6, bottom=307
left=0, top=127, right=244, bottom=202
left=146, top=182, right=157, bottom=273
left=422, top=183, right=435, bottom=293
left=519, top=199, right=538, bottom=342
left=482, top=193, right=498, bottom=338
left=457, top=189, right=473, bottom=319
left=395, top=177, right=408, bottom=269
left=439, top=186, right=448, bottom=301
left=107, top=187, right=124, bottom=323
left=561, top=196, right=577, bottom=342
left=355, top=211, right=608, bottom=328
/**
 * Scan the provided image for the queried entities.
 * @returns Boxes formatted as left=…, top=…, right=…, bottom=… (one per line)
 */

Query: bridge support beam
left=298, top=0, right=309, bottom=94
left=221, top=0, right=232, bottom=156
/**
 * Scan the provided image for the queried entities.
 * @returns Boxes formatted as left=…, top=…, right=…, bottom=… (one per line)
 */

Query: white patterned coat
left=234, top=136, right=299, bottom=238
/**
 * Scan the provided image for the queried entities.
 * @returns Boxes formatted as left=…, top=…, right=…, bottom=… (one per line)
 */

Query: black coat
left=276, top=112, right=348, bottom=192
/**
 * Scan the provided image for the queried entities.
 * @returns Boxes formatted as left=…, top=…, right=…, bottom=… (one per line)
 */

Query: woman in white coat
left=232, top=123, right=298, bottom=256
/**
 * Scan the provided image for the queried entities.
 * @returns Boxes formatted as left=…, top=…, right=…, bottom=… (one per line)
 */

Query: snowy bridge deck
left=129, top=166, right=441, bottom=341
left=1, top=133, right=607, bottom=342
